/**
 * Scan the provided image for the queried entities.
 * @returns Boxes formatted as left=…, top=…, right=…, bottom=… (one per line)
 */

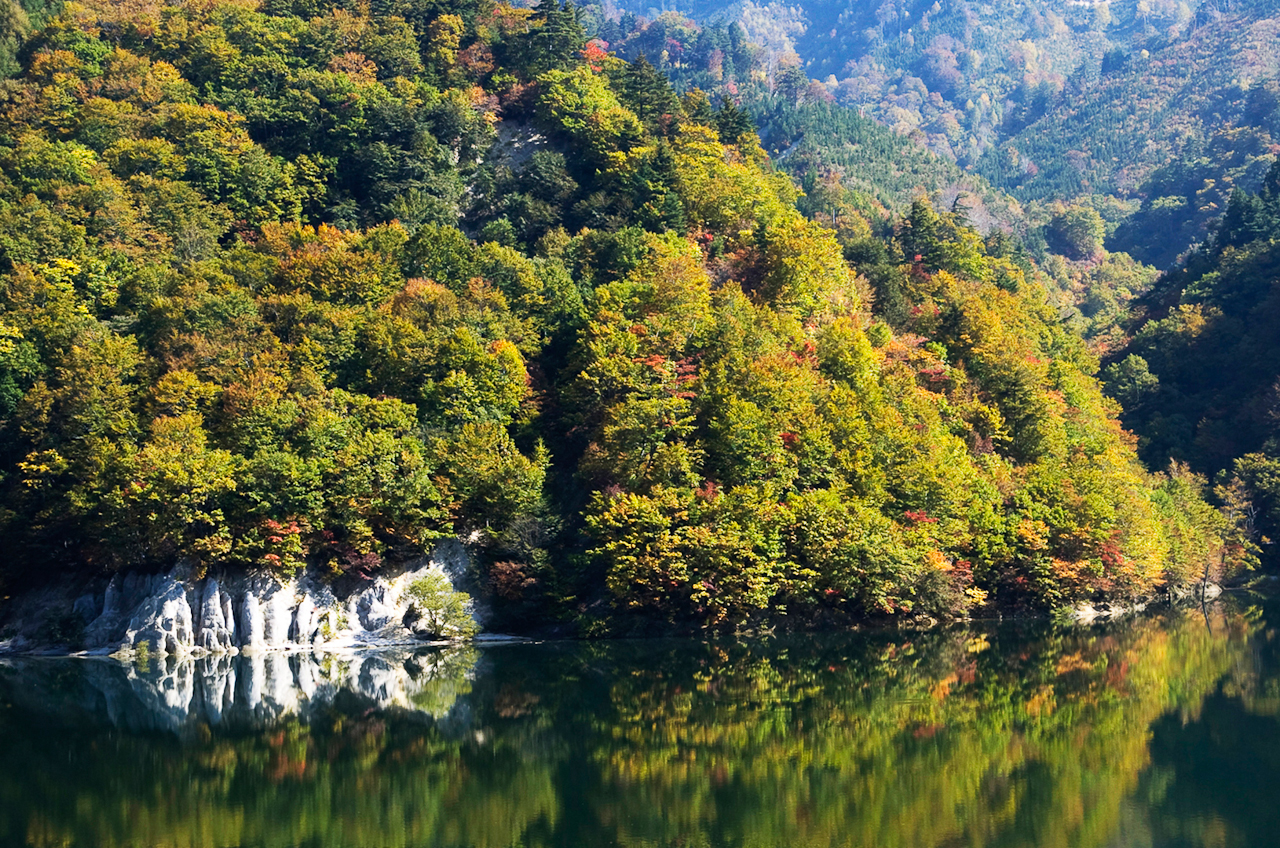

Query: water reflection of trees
left=1138, top=608, right=1280, bottom=848
left=0, top=608, right=1261, bottom=848
left=588, top=610, right=1252, bottom=848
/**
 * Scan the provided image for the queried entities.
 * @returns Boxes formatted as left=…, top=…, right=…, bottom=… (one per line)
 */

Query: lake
left=0, top=601, right=1276, bottom=848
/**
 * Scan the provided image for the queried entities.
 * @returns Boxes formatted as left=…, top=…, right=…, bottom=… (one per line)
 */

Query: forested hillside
left=581, top=6, right=1180, bottom=358
left=1107, top=165, right=1280, bottom=561
left=602, top=0, right=1280, bottom=267
left=0, top=0, right=1235, bottom=630
left=594, top=8, right=1027, bottom=230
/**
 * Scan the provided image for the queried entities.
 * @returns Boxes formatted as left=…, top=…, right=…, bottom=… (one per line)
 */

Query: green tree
left=1046, top=205, right=1106, bottom=260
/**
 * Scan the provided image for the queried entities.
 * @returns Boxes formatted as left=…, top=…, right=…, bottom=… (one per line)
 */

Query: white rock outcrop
left=55, top=540, right=483, bottom=658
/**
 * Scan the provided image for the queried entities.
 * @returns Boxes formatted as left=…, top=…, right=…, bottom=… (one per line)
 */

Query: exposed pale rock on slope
left=1, top=541, right=483, bottom=656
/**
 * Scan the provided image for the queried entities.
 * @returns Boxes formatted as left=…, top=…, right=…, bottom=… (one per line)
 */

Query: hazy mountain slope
left=604, top=0, right=1280, bottom=264
left=1107, top=114, right=1280, bottom=268
left=977, top=7, right=1280, bottom=200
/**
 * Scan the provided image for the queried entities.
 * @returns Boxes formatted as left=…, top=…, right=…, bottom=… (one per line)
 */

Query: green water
left=0, top=603, right=1277, bottom=848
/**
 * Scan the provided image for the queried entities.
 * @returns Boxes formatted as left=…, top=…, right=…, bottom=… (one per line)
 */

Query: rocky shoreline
left=0, top=540, right=491, bottom=658
left=0, top=547, right=1235, bottom=656
left=1067, top=580, right=1224, bottom=623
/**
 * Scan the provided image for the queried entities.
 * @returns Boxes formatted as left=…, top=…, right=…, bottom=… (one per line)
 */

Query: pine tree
left=618, top=56, right=680, bottom=133
left=714, top=97, right=754, bottom=146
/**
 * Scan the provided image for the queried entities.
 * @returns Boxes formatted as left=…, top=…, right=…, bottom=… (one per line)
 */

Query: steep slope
left=752, top=96, right=1025, bottom=231
left=1107, top=164, right=1280, bottom=559
left=602, top=0, right=1280, bottom=265
left=976, top=5, right=1280, bottom=202
left=0, top=0, right=1228, bottom=630
left=596, top=12, right=1028, bottom=229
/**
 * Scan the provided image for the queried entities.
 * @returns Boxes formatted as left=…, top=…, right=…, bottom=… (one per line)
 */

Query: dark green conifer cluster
left=1108, top=162, right=1280, bottom=565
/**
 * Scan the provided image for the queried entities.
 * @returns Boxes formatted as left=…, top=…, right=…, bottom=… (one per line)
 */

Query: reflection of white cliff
left=41, top=647, right=481, bottom=733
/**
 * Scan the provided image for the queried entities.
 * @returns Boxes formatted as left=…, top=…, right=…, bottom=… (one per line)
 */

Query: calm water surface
left=1, top=602, right=1278, bottom=848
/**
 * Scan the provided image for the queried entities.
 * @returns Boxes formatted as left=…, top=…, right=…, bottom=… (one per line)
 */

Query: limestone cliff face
left=1, top=540, right=485, bottom=657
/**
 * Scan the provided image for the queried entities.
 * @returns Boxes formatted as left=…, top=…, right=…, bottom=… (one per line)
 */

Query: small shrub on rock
left=404, top=572, right=479, bottom=639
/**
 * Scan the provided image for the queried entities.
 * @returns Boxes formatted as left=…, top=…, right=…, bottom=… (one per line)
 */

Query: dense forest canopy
left=0, top=0, right=1248, bottom=632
